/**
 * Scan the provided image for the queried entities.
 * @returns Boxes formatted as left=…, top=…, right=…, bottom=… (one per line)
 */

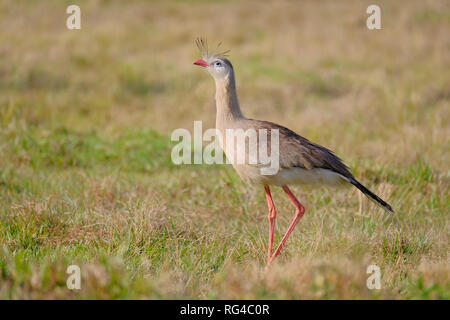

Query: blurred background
left=0, top=0, right=448, bottom=299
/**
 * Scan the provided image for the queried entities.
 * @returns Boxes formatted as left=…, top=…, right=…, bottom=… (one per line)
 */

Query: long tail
left=350, top=178, right=394, bottom=214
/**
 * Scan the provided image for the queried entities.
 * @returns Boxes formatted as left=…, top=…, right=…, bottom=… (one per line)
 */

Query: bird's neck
left=214, top=73, right=244, bottom=130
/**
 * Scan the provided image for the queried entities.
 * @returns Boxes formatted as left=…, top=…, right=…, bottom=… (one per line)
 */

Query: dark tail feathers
left=350, top=179, right=394, bottom=214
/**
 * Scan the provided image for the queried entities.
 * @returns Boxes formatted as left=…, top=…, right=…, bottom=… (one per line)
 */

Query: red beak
left=193, top=59, right=208, bottom=67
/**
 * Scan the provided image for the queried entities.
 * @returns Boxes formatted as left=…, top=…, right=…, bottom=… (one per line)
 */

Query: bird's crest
left=196, top=37, right=230, bottom=61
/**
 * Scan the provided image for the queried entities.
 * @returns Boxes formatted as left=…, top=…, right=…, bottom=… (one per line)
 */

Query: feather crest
left=196, top=37, right=230, bottom=60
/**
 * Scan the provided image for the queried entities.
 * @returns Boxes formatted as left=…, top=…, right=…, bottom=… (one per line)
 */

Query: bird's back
left=218, top=118, right=354, bottom=186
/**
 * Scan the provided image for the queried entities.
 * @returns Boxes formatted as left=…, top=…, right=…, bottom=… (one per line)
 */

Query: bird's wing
left=250, top=120, right=354, bottom=179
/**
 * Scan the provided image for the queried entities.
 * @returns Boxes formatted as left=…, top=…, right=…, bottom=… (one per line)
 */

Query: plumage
left=193, top=39, right=394, bottom=268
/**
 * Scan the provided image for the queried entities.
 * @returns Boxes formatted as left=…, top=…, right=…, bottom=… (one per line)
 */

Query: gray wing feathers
left=252, top=120, right=354, bottom=179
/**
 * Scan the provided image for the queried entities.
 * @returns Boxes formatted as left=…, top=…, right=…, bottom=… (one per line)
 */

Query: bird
left=192, top=38, right=393, bottom=269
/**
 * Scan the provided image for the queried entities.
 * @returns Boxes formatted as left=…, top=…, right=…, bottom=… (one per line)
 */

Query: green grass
left=0, top=0, right=448, bottom=299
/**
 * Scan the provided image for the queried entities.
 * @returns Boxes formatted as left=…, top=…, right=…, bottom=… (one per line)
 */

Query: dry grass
left=0, top=0, right=448, bottom=299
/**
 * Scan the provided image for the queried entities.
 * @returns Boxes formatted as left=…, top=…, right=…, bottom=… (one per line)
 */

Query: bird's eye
left=214, top=61, right=222, bottom=67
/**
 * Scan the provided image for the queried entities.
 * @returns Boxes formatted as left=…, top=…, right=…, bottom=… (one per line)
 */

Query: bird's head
left=193, top=38, right=233, bottom=81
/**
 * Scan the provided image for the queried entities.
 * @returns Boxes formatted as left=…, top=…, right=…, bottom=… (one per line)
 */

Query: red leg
left=264, top=185, right=277, bottom=267
left=269, top=186, right=305, bottom=264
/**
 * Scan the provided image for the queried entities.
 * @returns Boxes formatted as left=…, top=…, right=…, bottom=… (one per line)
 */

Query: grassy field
left=0, top=0, right=449, bottom=299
